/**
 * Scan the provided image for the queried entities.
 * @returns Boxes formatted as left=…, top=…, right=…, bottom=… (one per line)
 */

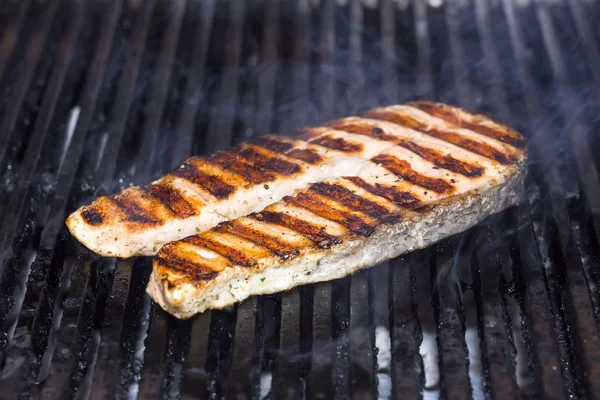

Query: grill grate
left=1, top=0, right=600, bottom=398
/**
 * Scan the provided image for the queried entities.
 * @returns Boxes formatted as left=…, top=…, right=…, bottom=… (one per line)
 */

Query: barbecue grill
left=0, top=0, right=599, bottom=398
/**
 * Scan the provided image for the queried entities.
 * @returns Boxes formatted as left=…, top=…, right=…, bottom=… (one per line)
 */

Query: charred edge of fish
left=140, top=184, right=196, bottom=218
left=252, top=211, right=343, bottom=249
left=309, top=182, right=391, bottom=219
left=215, top=220, right=302, bottom=261
left=397, top=140, right=485, bottom=178
left=409, top=102, right=526, bottom=149
left=344, top=177, right=421, bottom=209
left=108, top=194, right=162, bottom=225
left=248, top=136, right=294, bottom=153
left=155, top=253, right=220, bottom=283
left=328, top=121, right=399, bottom=142
left=285, top=148, right=323, bottom=165
left=171, top=162, right=236, bottom=199
left=364, top=110, right=517, bottom=165
left=372, top=154, right=455, bottom=194
left=310, top=135, right=364, bottom=153
left=283, top=194, right=376, bottom=237
left=184, top=235, right=258, bottom=268
left=81, top=207, right=104, bottom=225
left=208, top=152, right=277, bottom=184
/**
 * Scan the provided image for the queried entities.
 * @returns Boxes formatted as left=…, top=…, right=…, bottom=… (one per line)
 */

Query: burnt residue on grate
left=1, top=0, right=600, bottom=399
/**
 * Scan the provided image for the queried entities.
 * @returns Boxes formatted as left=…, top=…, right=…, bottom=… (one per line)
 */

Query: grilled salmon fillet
left=146, top=102, right=527, bottom=319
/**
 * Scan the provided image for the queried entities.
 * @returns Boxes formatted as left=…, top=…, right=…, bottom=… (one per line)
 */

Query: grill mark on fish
left=207, top=152, right=277, bottom=184
left=248, top=136, right=294, bottom=153
left=184, top=235, right=258, bottom=268
left=252, top=211, right=343, bottom=249
left=309, top=134, right=364, bottom=153
left=309, top=182, right=392, bottom=219
left=108, top=194, right=162, bottom=225
left=140, top=184, right=196, bottom=218
left=409, top=102, right=526, bottom=149
left=345, top=177, right=421, bottom=209
left=170, top=161, right=236, bottom=199
left=285, top=148, right=323, bottom=165
left=237, top=146, right=302, bottom=176
left=81, top=207, right=104, bottom=225
left=282, top=193, right=376, bottom=237
left=327, top=121, right=399, bottom=143
left=364, top=109, right=516, bottom=165
left=397, top=140, right=485, bottom=177
left=155, top=253, right=220, bottom=282
left=372, top=154, right=455, bottom=194
left=214, top=220, right=304, bottom=261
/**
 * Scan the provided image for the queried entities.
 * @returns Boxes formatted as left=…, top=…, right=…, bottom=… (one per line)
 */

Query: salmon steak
left=116, top=102, right=528, bottom=319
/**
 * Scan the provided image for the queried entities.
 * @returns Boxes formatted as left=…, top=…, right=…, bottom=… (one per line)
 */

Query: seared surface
left=146, top=102, right=527, bottom=318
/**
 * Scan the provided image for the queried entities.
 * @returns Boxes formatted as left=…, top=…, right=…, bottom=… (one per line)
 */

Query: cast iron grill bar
left=168, top=0, right=216, bottom=170
left=389, top=255, right=423, bottom=399
left=138, top=308, right=171, bottom=398
left=203, top=0, right=245, bottom=152
left=472, top=227, right=519, bottom=399
left=181, top=312, right=212, bottom=400
left=0, top=0, right=59, bottom=171
left=432, top=241, right=472, bottom=399
left=444, top=0, right=472, bottom=110
left=349, top=269, right=376, bottom=399
left=254, top=0, right=279, bottom=135
left=225, top=297, right=260, bottom=398
left=308, top=283, right=334, bottom=400
left=0, top=0, right=30, bottom=84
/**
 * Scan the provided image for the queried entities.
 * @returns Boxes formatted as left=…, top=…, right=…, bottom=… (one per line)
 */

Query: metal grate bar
left=308, top=283, right=334, bottom=399
left=349, top=269, right=376, bottom=399
left=0, top=0, right=30, bottom=83
left=204, top=0, right=245, bottom=152
left=433, top=242, right=472, bottom=399
left=0, top=0, right=59, bottom=168
left=273, top=288, right=304, bottom=398
left=225, top=297, right=260, bottom=398
left=138, top=308, right=170, bottom=397
left=168, top=0, right=216, bottom=170
left=472, top=227, right=519, bottom=398
left=89, top=257, right=137, bottom=398
left=390, top=255, right=423, bottom=399
left=254, top=0, right=279, bottom=135
left=181, top=311, right=212, bottom=399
